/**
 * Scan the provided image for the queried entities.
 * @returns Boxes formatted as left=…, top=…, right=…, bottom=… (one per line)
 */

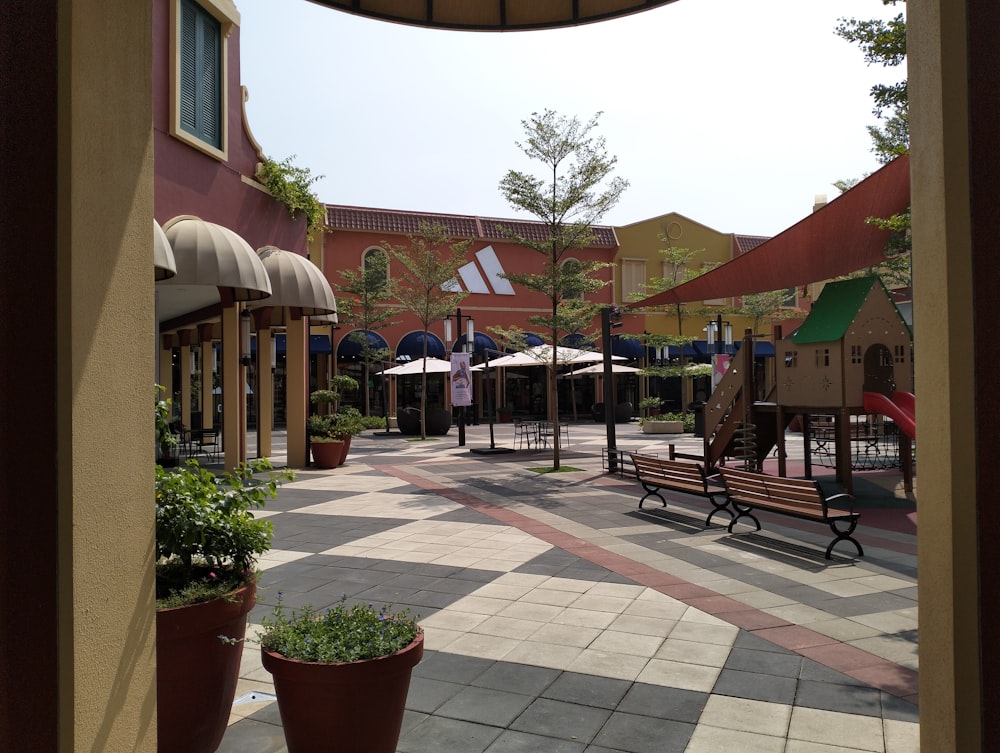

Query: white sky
left=237, top=0, right=903, bottom=238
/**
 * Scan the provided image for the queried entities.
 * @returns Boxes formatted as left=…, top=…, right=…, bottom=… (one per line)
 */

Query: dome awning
left=160, top=217, right=272, bottom=301
left=338, top=330, right=390, bottom=360
left=251, top=246, right=337, bottom=319
left=153, top=220, right=176, bottom=281
left=311, top=0, right=678, bottom=31
left=451, top=332, right=499, bottom=357
left=397, top=331, right=446, bottom=359
left=611, top=336, right=645, bottom=359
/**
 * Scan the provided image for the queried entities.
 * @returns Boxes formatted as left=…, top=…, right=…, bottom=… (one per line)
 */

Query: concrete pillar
left=287, top=315, right=309, bottom=467
left=0, top=2, right=157, bottom=750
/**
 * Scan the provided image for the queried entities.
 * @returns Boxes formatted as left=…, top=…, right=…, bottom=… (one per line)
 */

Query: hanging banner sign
left=712, top=354, right=731, bottom=391
left=450, top=353, right=473, bottom=406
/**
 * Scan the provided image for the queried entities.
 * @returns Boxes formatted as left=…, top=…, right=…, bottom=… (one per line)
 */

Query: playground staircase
left=703, top=344, right=793, bottom=470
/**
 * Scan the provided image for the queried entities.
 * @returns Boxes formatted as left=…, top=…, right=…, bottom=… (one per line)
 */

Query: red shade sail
left=633, top=155, right=910, bottom=307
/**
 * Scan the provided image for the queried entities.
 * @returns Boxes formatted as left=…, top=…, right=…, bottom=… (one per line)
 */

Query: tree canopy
left=498, top=110, right=627, bottom=468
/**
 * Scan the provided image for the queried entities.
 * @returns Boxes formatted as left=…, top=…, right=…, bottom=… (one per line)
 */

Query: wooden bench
left=629, top=454, right=731, bottom=527
left=718, top=467, right=863, bottom=559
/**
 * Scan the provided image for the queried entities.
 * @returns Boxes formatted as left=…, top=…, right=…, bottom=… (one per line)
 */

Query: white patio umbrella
left=378, top=357, right=452, bottom=376
left=486, top=345, right=624, bottom=368
left=562, top=363, right=641, bottom=376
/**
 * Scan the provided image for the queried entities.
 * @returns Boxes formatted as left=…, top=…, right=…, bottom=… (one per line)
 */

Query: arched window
left=362, top=247, right=389, bottom=287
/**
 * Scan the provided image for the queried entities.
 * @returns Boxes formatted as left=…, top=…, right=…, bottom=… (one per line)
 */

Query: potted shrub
left=639, top=395, right=664, bottom=417
left=307, top=414, right=344, bottom=468
left=155, top=457, right=294, bottom=753
left=332, top=405, right=366, bottom=462
left=640, top=410, right=688, bottom=434
left=259, top=596, right=423, bottom=753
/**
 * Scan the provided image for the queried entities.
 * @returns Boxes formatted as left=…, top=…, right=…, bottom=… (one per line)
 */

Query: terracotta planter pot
left=262, top=632, right=424, bottom=753
left=339, top=434, right=352, bottom=466
left=311, top=439, right=344, bottom=468
left=156, top=580, right=256, bottom=753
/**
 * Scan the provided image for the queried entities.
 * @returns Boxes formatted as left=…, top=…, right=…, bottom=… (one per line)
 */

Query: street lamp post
left=601, top=305, right=623, bottom=474
left=444, top=308, right=475, bottom=447
left=470, top=347, right=515, bottom=455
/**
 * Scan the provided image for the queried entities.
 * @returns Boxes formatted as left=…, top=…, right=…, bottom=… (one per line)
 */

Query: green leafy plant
left=307, top=414, right=341, bottom=441
left=639, top=396, right=663, bottom=411
left=260, top=595, right=420, bottom=663
left=333, top=406, right=366, bottom=438
left=155, top=458, right=295, bottom=608
left=257, top=155, right=326, bottom=240
left=155, top=384, right=179, bottom=459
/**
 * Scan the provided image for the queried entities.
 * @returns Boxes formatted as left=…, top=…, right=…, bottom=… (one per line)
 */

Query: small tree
left=738, top=289, right=803, bottom=336
left=835, top=1, right=911, bottom=285
left=498, top=110, right=627, bottom=470
left=334, top=250, right=397, bottom=416
left=383, top=222, right=471, bottom=439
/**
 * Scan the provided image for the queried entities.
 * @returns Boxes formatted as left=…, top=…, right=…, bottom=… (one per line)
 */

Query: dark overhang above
left=308, top=0, right=678, bottom=31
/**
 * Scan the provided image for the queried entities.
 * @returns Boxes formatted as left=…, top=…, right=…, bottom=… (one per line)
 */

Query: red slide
left=863, top=391, right=916, bottom=440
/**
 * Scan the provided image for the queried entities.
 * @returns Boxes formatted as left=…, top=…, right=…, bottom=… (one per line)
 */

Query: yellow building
left=614, top=212, right=777, bottom=342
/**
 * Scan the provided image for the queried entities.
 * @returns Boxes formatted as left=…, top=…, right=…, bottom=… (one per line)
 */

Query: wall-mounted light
left=240, top=309, right=252, bottom=367
left=466, top=317, right=476, bottom=354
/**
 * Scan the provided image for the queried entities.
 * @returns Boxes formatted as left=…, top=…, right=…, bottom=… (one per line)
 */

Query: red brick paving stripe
left=381, top=464, right=917, bottom=700
left=753, top=624, right=838, bottom=650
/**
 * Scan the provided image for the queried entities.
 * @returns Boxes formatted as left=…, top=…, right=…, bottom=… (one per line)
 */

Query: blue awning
left=611, top=336, right=645, bottom=359
left=453, top=332, right=499, bottom=357
left=396, top=331, right=446, bottom=359
left=524, top=333, right=545, bottom=347
left=337, top=329, right=390, bottom=360
left=667, top=342, right=703, bottom=358
left=250, top=334, right=331, bottom=355
left=733, top=340, right=776, bottom=357
left=561, top=332, right=596, bottom=349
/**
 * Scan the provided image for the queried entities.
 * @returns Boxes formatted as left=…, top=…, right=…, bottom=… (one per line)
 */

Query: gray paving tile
left=405, top=676, right=465, bottom=713
left=881, top=691, right=920, bottom=723
left=471, top=661, right=561, bottom=696
left=591, top=711, right=696, bottom=753
left=485, top=729, right=586, bottom=753
left=413, top=651, right=495, bottom=684
left=821, top=590, right=918, bottom=618
left=541, top=671, right=631, bottom=709
left=510, top=698, right=612, bottom=743
left=712, top=668, right=798, bottom=705
left=436, top=685, right=534, bottom=726
left=397, top=716, right=502, bottom=753
left=431, top=507, right=508, bottom=525
left=723, top=646, right=803, bottom=678
left=616, top=683, right=708, bottom=723
left=215, top=718, right=285, bottom=753
left=798, top=658, right=869, bottom=686
left=794, top=678, right=883, bottom=716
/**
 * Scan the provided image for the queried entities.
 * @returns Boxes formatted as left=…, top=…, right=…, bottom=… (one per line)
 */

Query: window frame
left=169, top=0, right=239, bottom=161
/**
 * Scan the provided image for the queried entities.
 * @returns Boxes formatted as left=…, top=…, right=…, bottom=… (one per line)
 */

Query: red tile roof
left=734, top=234, right=770, bottom=255
left=325, top=205, right=618, bottom=248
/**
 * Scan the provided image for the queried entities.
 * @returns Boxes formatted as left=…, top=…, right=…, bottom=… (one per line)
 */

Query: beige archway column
left=910, top=1, right=992, bottom=751
left=221, top=302, right=242, bottom=470
left=0, top=1, right=157, bottom=750
left=286, top=315, right=309, bottom=467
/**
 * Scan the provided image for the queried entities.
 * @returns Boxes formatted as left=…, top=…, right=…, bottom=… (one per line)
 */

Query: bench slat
left=718, top=466, right=862, bottom=559
left=629, top=453, right=732, bottom=527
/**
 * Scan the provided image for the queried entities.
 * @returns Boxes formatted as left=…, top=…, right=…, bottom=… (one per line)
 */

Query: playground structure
left=701, top=276, right=915, bottom=496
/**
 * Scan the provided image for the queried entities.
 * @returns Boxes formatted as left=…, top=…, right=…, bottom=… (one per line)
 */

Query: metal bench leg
left=638, top=482, right=666, bottom=510
left=825, top=517, right=864, bottom=559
